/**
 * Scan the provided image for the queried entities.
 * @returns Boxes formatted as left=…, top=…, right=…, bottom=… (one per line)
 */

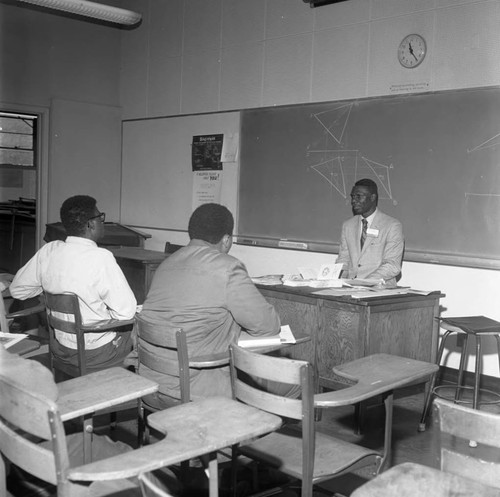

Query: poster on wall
left=192, top=134, right=224, bottom=210
left=192, top=170, right=223, bottom=211
left=192, top=134, right=223, bottom=170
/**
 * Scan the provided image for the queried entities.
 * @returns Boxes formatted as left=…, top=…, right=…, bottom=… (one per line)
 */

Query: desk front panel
left=259, top=286, right=442, bottom=379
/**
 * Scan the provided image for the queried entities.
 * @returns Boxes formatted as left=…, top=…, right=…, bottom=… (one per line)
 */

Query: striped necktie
left=360, top=218, right=368, bottom=249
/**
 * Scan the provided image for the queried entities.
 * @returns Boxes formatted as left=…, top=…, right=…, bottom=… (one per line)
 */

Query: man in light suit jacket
left=336, top=178, right=404, bottom=287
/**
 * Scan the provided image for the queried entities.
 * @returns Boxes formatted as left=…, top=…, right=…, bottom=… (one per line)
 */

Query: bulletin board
left=120, top=112, right=240, bottom=232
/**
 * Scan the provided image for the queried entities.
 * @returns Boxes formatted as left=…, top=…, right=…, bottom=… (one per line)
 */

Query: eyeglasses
left=350, top=194, right=368, bottom=201
left=88, top=212, right=106, bottom=223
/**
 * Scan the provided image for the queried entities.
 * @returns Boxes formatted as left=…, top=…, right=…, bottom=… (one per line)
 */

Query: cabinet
left=109, top=247, right=167, bottom=304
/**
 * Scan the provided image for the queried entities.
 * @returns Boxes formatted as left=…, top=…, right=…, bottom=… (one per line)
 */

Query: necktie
left=360, top=218, right=368, bottom=249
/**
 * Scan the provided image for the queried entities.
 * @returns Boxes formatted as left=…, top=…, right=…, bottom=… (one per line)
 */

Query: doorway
left=0, top=110, right=40, bottom=273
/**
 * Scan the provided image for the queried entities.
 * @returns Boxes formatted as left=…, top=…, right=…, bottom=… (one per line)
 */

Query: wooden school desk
left=256, top=284, right=443, bottom=380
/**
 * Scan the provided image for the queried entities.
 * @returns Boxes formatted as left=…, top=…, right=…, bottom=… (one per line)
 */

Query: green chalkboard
left=237, top=88, right=500, bottom=269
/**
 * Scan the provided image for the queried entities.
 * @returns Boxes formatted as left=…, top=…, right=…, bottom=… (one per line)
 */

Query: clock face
left=398, top=34, right=426, bottom=68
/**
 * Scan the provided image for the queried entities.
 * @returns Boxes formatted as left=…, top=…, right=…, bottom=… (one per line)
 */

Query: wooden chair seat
left=240, top=425, right=380, bottom=481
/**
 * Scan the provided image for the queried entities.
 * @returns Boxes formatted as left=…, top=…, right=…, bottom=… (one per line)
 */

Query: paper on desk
left=238, top=325, right=296, bottom=348
left=350, top=288, right=411, bottom=299
left=0, top=332, right=28, bottom=349
left=279, top=325, right=296, bottom=343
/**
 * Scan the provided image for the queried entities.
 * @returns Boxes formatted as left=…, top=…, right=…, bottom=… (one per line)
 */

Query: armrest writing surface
left=7, top=303, right=45, bottom=319
left=67, top=440, right=179, bottom=481
left=57, top=367, right=158, bottom=421
left=189, top=351, right=229, bottom=368
left=80, top=318, right=135, bottom=332
left=314, top=353, right=438, bottom=408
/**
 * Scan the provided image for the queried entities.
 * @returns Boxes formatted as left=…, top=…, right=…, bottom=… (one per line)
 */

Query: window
left=0, top=112, right=37, bottom=168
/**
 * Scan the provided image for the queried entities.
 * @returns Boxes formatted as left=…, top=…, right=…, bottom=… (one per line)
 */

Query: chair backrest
left=44, top=292, right=87, bottom=377
left=0, top=346, right=72, bottom=496
left=0, top=292, right=9, bottom=333
left=229, top=343, right=315, bottom=487
left=136, top=315, right=190, bottom=403
left=164, top=242, right=183, bottom=255
left=435, top=398, right=500, bottom=489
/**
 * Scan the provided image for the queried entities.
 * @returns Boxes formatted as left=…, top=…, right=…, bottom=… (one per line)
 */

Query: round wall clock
left=398, top=34, right=426, bottom=68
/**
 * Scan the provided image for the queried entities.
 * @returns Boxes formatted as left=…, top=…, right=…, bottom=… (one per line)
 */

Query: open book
left=0, top=332, right=28, bottom=349
left=282, top=263, right=343, bottom=288
left=238, top=325, right=296, bottom=348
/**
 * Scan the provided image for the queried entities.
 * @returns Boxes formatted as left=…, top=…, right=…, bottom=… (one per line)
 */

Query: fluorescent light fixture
left=16, top=0, right=142, bottom=25
left=304, top=0, right=348, bottom=6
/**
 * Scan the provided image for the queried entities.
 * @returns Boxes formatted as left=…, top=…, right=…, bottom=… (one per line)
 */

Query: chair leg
left=379, top=392, right=393, bottom=472
left=207, top=452, right=218, bottom=497
left=495, top=335, right=500, bottom=377
left=137, top=401, right=150, bottom=447
left=83, top=415, right=93, bottom=463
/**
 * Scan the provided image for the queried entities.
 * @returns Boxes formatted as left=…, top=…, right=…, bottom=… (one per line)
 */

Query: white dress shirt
left=10, top=236, right=137, bottom=349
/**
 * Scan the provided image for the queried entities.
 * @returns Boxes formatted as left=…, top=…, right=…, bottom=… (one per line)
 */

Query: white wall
left=119, top=0, right=500, bottom=377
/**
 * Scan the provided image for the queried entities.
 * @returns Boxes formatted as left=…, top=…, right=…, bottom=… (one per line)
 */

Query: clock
left=398, top=34, right=426, bottom=68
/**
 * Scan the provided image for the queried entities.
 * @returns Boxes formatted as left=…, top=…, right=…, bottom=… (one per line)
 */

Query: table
left=109, top=247, right=168, bottom=304
left=350, top=462, right=499, bottom=497
left=257, top=285, right=444, bottom=379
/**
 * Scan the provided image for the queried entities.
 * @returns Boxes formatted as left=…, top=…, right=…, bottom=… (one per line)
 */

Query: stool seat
left=419, top=316, right=500, bottom=432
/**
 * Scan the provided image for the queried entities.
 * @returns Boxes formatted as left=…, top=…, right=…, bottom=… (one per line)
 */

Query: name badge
left=367, top=228, right=379, bottom=237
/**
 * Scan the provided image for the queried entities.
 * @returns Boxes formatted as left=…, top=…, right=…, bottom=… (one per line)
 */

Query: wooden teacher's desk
left=109, top=246, right=443, bottom=378
left=256, top=284, right=443, bottom=380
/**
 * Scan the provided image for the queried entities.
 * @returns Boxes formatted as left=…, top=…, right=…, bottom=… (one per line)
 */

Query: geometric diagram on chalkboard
left=467, top=132, right=500, bottom=153
left=309, top=153, right=395, bottom=202
left=309, top=155, right=349, bottom=197
left=312, top=103, right=353, bottom=145
left=358, top=157, right=394, bottom=200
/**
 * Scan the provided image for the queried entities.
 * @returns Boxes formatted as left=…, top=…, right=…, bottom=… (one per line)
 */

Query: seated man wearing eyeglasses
left=336, top=178, right=404, bottom=287
left=10, top=195, right=137, bottom=373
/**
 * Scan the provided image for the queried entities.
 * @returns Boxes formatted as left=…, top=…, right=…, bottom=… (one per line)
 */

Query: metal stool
left=418, top=316, right=500, bottom=432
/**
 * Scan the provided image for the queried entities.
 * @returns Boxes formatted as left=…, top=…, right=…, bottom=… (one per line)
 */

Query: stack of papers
left=350, top=288, right=411, bottom=299
left=282, top=276, right=342, bottom=288
left=251, top=274, right=283, bottom=286
left=238, top=325, right=296, bottom=348
left=0, top=332, right=28, bottom=349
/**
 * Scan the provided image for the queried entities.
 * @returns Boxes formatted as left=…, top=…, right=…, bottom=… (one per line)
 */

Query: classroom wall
left=119, top=0, right=500, bottom=377
left=0, top=1, right=124, bottom=227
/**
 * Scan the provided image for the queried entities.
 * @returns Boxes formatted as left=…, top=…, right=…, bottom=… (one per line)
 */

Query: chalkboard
left=238, top=88, right=500, bottom=270
left=121, top=112, right=240, bottom=232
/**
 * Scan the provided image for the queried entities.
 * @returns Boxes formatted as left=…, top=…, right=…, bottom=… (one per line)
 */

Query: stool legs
left=473, top=337, right=482, bottom=410
left=455, top=334, right=469, bottom=404
left=418, top=329, right=454, bottom=432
